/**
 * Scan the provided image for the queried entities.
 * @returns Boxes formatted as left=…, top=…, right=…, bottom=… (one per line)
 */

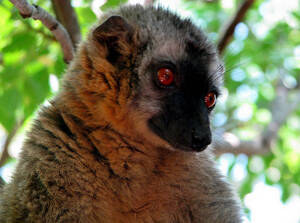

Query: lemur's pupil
left=157, top=68, right=174, bottom=86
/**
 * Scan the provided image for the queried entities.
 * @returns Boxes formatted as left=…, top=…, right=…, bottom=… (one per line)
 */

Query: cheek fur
left=136, top=88, right=162, bottom=116
left=133, top=72, right=164, bottom=117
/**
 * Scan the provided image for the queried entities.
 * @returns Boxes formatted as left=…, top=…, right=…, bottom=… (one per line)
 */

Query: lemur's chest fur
left=46, top=124, right=217, bottom=223
left=37, top=118, right=205, bottom=222
left=81, top=146, right=208, bottom=223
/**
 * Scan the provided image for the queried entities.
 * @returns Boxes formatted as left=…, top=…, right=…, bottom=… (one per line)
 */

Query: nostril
left=191, top=130, right=211, bottom=152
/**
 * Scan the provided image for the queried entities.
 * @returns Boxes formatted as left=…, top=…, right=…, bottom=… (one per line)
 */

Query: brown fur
left=0, top=5, right=242, bottom=222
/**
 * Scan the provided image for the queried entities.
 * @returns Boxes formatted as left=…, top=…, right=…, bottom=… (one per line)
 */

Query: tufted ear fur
left=92, top=16, right=135, bottom=65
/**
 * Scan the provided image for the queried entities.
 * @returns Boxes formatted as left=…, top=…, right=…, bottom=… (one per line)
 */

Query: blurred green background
left=0, top=0, right=300, bottom=222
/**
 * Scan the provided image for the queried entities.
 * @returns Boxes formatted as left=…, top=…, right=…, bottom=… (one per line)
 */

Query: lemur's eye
left=204, top=92, right=216, bottom=108
left=157, top=68, right=174, bottom=86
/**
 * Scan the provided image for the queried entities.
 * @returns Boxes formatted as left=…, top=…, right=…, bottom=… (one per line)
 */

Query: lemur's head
left=75, top=5, right=223, bottom=152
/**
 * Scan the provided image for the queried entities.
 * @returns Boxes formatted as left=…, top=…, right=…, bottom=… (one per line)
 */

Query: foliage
left=0, top=1, right=65, bottom=131
left=101, top=0, right=128, bottom=11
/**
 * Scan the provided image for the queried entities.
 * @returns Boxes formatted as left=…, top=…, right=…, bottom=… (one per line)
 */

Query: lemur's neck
left=52, top=97, right=193, bottom=183
left=85, top=120, right=194, bottom=181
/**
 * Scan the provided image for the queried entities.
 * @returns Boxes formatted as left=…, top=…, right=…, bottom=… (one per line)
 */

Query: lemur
left=0, top=5, right=242, bottom=223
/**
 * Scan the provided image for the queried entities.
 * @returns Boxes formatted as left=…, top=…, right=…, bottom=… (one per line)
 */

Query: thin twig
left=0, top=119, right=25, bottom=167
left=51, top=0, right=81, bottom=47
left=9, top=0, right=74, bottom=63
left=217, top=0, right=255, bottom=54
left=212, top=135, right=268, bottom=156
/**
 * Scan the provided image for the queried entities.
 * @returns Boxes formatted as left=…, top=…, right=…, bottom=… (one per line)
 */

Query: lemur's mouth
left=172, top=142, right=208, bottom=152
left=148, top=120, right=209, bottom=152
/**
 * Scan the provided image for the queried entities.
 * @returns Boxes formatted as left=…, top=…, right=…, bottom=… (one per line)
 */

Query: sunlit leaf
left=23, top=68, right=50, bottom=116
left=2, top=32, right=37, bottom=53
left=0, top=88, right=21, bottom=130
left=101, top=0, right=128, bottom=11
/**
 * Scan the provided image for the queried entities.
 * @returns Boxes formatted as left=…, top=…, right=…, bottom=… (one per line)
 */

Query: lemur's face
left=136, top=40, right=223, bottom=152
left=90, top=10, right=223, bottom=152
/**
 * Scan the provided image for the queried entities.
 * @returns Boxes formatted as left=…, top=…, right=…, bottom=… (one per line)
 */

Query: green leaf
left=76, top=6, right=97, bottom=24
left=0, top=88, right=21, bottom=131
left=0, top=65, right=22, bottom=86
left=101, top=0, right=128, bottom=11
left=23, top=69, right=50, bottom=117
left=53, top=55, right=66, bottom=77
left=75, top=6, right=97, bottom=35
left=2, top=32, right=37, bottom=53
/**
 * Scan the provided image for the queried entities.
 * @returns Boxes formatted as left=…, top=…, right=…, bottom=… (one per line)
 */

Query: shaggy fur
left=0, top=5, right=242, bottom=222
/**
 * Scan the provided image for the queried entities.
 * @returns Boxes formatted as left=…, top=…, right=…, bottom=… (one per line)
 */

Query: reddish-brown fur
left=0, top=5, right=242, bottom=222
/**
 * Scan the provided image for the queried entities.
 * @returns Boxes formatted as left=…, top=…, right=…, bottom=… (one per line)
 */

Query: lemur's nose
left=191, top=127, right=211, bottom=152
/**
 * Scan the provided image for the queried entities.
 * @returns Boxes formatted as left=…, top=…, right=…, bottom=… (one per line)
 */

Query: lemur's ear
left=92, top=16, right=135, bottom=64
left=93, top=16, right=133, bottom=37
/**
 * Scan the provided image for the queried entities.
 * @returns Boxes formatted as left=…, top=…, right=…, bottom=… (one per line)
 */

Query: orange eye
left=157, top=68, right=174, bottom=86
left=204, top=92, right=216, bottom=108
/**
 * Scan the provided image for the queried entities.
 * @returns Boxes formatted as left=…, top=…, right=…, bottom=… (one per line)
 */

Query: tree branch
left=9, top=0, right=74, bottom=63
left=217, top=0, right=255, bottom=54
left=51, top=0, right=81, bottom=47
left=0, top=119, right=24, bottom=167
left=213, top=82, right=300, bottom=156
left=212, top=133, right=268, bottom=156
